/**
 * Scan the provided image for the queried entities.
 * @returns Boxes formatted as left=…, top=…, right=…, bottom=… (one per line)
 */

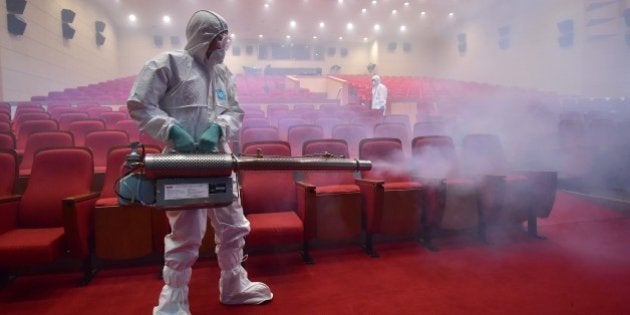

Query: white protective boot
left=153, top=266, right=192, bottom=315
left=217, top=240, right=273, bottom=305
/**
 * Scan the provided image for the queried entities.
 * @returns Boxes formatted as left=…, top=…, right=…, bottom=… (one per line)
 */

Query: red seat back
left=67, top=119, right=106, bottom=146
left=461, top=134, right=508, bottom=175
left=99, top=111, right=129, bottom=129
left=114, top=119, right=141, bottom=143
left=57, top=112, right=89, bottom=130
left=19, top=147, right=93, bottom=227
left=331, top=124, right=368, bottom=158
left=411, top=135, right=459, bottom=179
left=0, top=131, right=15, bottom=150
left=240, top=126, right=279, bottom=148
left=84, top=130, right=130, bottom=171
left=359, top=137, right=410, bottom=182
left=287, top=124, right=324, bottom=156
left=0, top=149, right=18, bottom=196
left=240, top=141, right=296, bottom=214
left=20, top=131, right=75, bottom=173
left=302, top=139, right=355, bottom=186
left=16, top=119, right=59, bottom=151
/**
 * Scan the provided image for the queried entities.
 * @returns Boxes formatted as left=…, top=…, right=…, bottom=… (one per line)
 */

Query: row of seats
left=0, top=133, right=558, bottom=285
left=28, top=74, right=331, bottom=105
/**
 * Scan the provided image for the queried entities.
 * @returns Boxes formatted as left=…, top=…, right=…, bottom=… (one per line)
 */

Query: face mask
left=206, top=32, right=230, bottom=65
left=208, top=48, right=226, bottom=64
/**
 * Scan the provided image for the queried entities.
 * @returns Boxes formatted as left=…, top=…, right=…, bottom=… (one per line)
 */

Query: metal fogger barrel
left=118, top=145, right=371, bottom=210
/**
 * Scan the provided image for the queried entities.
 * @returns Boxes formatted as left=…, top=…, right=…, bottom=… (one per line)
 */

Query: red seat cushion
left=383, top=181, right=423, bottom=190
left=0, top=227, right=64, bottom=266
left=96, top=197, right=118, bottom=207
left=315, top=184, right=360, bottom=195
left=246, top=211, right=303, bottom=247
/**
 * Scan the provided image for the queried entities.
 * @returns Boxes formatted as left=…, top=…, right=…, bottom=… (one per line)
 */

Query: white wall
left=0, top=0, right=118, bottom=101
left=432, top=0, right=630, bottom=97
left=118, top=33, right=375, bottom=77
left=2, top=1, right=629, bottom=101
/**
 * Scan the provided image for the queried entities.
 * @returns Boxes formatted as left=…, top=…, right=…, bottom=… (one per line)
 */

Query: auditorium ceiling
left=92, top=0, right=488, bottom=43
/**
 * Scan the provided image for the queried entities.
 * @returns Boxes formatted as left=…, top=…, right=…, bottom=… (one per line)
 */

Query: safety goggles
left=215, top=32, right=232, bottom=49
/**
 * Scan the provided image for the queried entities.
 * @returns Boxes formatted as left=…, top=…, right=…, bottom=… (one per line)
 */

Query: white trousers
left=153, top=175, right=272, bottom=314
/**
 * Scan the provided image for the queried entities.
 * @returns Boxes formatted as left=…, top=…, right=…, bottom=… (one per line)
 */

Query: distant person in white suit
left=371, top=75, right=388, bottom=115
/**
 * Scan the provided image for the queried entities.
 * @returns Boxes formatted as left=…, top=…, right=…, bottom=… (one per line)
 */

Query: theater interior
left=0, top=1, right=629, bottom=314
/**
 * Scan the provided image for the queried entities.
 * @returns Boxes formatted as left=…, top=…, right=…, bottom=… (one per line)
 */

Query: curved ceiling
left=93, top=0, right=482, bottom=43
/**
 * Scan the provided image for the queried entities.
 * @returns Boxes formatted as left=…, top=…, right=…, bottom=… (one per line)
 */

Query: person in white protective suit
left=371, top=74, right=388, bottom=115
left=127, top=10, right=273, bottom=314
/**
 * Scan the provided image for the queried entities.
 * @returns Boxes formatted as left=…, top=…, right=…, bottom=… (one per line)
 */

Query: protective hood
left=184, top=10, right=228, bottom=64
left=372, top=75, right=381, bottom=85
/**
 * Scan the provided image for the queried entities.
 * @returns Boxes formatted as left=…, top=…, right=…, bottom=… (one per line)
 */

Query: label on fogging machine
left=155, top=177, right=233, bottom=209
left=164, top=183, right=209, bottom=200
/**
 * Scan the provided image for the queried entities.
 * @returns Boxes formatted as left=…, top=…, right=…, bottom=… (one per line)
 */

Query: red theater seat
left=413, top=121, right=447, bottom=137
left=19, top=131, right=75, bottom=176
left=98, top=111, right=128, bottom=129
left=0, top=132, right=15, bottom=150
left=287, top=124, right=324, bottom=156
left=113, top=119, right=141, bottom=143
left=92, top=145, right=161, bottom=261
left=11, top=112, right=51, bottom=133
left=461, top=134, right=557, bottom=238
left=15, top=119, right=59, bottom=154
left=373, top=122, right=411, bottom=155
left=277, top=117, right=308, bottom=141
left=86, top=106, right=113, bottom=118
left=57, top=112, right=90, bottom=130
left=0, top=149, right=18, bottom=197
left=0, top=147, right=99, bottom=285
left=357, top=138, right=424, bottom=256
left=411, top=136, right=484, bottom=249
left=67, top=119, right=106, bottom=146
left=0, top=113, right=10, bottom=124
left=296, top=139, right=363, bottom=258
left=331, top=124, right=368, bottom=158
left=239, top=141, right=306, bottom=261
left=84, top=130, right=130, bottom=173
left=314, top=117, right=343, bottom=138
left=240, top=126, right=279, bottom=149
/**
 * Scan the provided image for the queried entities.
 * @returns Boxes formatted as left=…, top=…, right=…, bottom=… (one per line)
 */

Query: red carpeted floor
left=1, top=190, right=629, bottom=314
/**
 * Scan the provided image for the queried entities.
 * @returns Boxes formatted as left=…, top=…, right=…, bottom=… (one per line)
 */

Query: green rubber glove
left=198, top=123, right=222, bottom=153
left=168, top=124, right=196, bottom=153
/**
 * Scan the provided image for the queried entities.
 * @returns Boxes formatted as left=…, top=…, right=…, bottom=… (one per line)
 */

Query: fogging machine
left=117, top=142, right=372, bottom=210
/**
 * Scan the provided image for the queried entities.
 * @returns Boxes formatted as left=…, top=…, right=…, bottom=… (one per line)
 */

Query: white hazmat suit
left=371, top=75, right=388, bottom=114
left=127, top=10, right=273, bottom=314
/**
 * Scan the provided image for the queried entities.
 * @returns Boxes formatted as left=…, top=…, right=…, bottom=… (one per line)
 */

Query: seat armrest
left=63, top=192, right=100, bottom=259
left=355, top=179, right=384, bottom=233
left=0, top=195, right=22, bottom=234
left=411, top=176, right=444, bottom=186
left=295, top=181, right=317, bottom=239
left=354, top=178, right=384, bottom=187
